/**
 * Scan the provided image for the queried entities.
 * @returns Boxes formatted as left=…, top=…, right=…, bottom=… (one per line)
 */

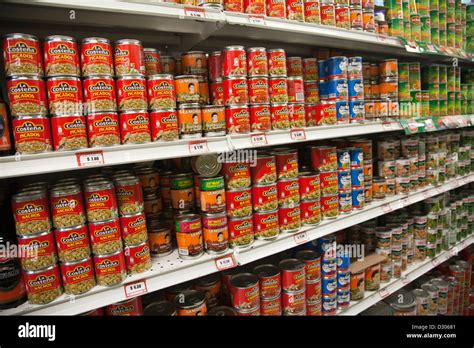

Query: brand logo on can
left=10, top=82, right=39, bottom=93
left=233, top=81, right=247, bottom=89
left=228, top=163, right=247, bottom=172
left=87, top=193, right=109, bottom=203
left=235, top=192, right=250, bottom=201
left=252, top=52, right=267, bottom=61
left=287, top=209, right=300, bottom=217
left=61, top=232, right=86, bottom=244
left=161, top=114, right=177, bottom=123
left=273, top=81, right=287, bottom=89
left=24, top=240, right=49, bottom=251
left=152, top=82, right=173, bottom=91
left=93, top=117, right=117, bottom=127
left=88, top=81, right=113, bottom=91
left=16, top=204, right=44, bottom=214
left=263, top=187, right=277, bottom=196
left=95, top=226, right=118, bottom=236
left=135, top=246, right=149, bottom=258
left=51, top=82, right=78, bottom=93
left=15, top=121, right=44, bottom=133
left=114, top=48, right=129, bottom=56
left=49, top=44, right=75, bottom=55
left=96, top=259, right=119, bottom=269
left=63, top=119, right=85, bottom=130
left=7, top=42, right=37, bottom=53
left=261, top=214, right=277, bottom=223
left=251, top=80, right=267, bottom=88
left=66, top=265, right=91, bottom=277
left=325, top=196, right=337, bottom=205
left=53, top=198, right=78, bottom=209
left=85, top=45, right=110, bottom=56
left=28, top=274, right=56, bottom=286
left=123, top=81, right=145, bottom=91
left=127, top=115, right=148, bottom=125
left=110, top=305, right=134, bottom=314
left=129, top=218, right=146, bottom=228
left=235, top=220, right=252, bottom=230
left=232, top=110, right=248, bottom=118
left=285, top=182, right=299, bottom=190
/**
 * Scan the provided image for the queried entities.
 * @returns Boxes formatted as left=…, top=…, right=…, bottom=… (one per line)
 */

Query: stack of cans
left=317, top=234, right=338, bottom=315
left=467, top=5, right=474, bottom=52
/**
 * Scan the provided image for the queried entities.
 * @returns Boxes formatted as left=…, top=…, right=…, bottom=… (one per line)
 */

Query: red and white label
left=184, top=6, right=206, bottom=18
left=250, top=132, right=268, bottom=146
left=290, top=129, right=306, bottom=141
left=76, top=151, right=104, bottom=167
left=215, top=253, right=237, bottom=271
left=381, top=203, right=393, bottom=213
left=382, top=121, right=392, bottom=130
left=124, top=280, right=148, bottom=298
left=248, top=15, right=266, bottom=25
left=380, top=287, right=390, bottom=299
left=293, top=231, right=309, bottom=245
left=188, top=140, right=209, bottom=154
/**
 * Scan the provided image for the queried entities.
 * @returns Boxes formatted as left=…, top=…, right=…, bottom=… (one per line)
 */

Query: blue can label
left=327, top=78, right=348, bottom=99
left=321, top=258, right=337, bottom=275
left=322, top=294, right=337, bottom=313
left=337, top=270, right=350, bottom=288
left=318, top=60, right=327, bottom=80
left=318, top=80, right=328, bottom=99
left=348, top=57, right=363, bottom=79
left=349, top=147, right=363, bottom=167
left=349, top=100, right=365, bottom=121
left=348, top=78, right=364, bottom=99
left=322, top=276, right=337, bottom=294
left=337, top=289, right=350, bottom=305
left=326, top=56, right=348, bottom=78
left=352, top=188, right=365, bottom=209
left=336, top=100, right=349, bottom=123
left=338, top=190, right=352, bottom=212
left=317, top=235, right=336, bottom=253
left=337, top=149, right=351, bottom=170
left=350, top=167, right=364, bottom=187
left=337, top=252, right=350, bottom=269
left=338, top=170, right=351, bottom=190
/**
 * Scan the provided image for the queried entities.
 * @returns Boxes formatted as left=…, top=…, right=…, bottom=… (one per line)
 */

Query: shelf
left=233, top=174, right=474, bottom=266
left=2, top=174, right=470, bottom=315
left=338, top=235, right=474, bottom=316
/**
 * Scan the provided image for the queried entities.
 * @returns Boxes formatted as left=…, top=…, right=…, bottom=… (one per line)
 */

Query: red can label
left=208, top=52, right=222, bottom=81
left=230, top=281, right=260, bottom=310
left=320, top=171, right=338, bottom=195
left=247, top=49, right=269, bottom=76
left=12, top=194, right=50, bottom=235
left=251, top=155, right=277, bottom=185
left=87, top=112, right=121, bottom=147
left=119, top=111, right=151, bottom=144
left=81, top=41, right=114, bottom=77
left=311, top=146, right=337, bottom=172
left=124, top=242, right=151, bottom=273
left=114, top=42, right=145, bottom=76
left=335, top=6, right=350, bottom=29
left=267, top=50, right=287, bottom=76
left=93, top=251, right=126, bottom=279
left=321, top=194, right=339, bottom=219
left=282, top=290, right=306, bottom=314
left=301, top=257, right=321, bottom=282
left=248, top=77, right=269, bottom=104
left=261, top=296, right=282, bottom=316
left=225, top=106, right=250, bottom=134
left=12, top=116, right=52, bottom=153
left=287, top=78, right=304, bottom=103
left=50, top=190, right=86, bottom=228
left=116, top=178, right=144, bottom=214
left=279, top=205, right=301, bottom=231
left=258, top=273, right=281, bottom=299
left=144, top=50, right=161, bottom=76
left=277, top=179, right=300, bottom=207
left=83, top=76, right=117, bottom=113
left=228, top=217, right=254, bottom=248
left=267, top=0, right=286, bottom=17
left=17, top=232, right=56, bottom=265
left=269, top=77, right=288, bottom=103
left=320, top=4, right=336, bottom=25
left=116, top=77, right=148, bottom=111
left=300, top=199, right=321, bottom=225
left=306, top=279, right=322, bottom=303
left=222, top=48, right=247, bottom=77
left=270, top=103, right=290, bottom=130
left=226, top=188, right=253, bottom=218
left=304, top=81, right=319, bottom=103
left=303, top=58, right=318, bottom=80
left=3, top=35, right=43, bottom=77
left=286, top=57, right=303, bottom=77
left=254, top=210, right=279, bottom=239
left=307, top=300, right=322, bottom=316
left=249, top=104, right=272, bottom=132
left=321, top=102, right=337, bottom=125
left=147, top=76, right=176, bottom=109
left=221, top=162, right=251, bottom=190
left=244, top=0, right=266, bottom=14
left=210, top=80, right=224, bottom=105
left=105, top=297, right=143, bottom=316
left=84, top=187, right=118, bottom=222
left=304, top=0, right=321, bottom=23
left=60, top=258, right=95, bottom=292
left=150, top=109, right=179, bottom=141
left=288, top=103, right=306, bottom=128
left=7, top=77, right=47, bottom=116
left=287, top=0, right=304, bottom=21
left=46, top=77, right=83, bottom=115
left=305, top=104, right=318, bottom=127
left=252, top=184, right=278, bottom=212
left=223, top=77, right=249, bottom=105
left=275, top=151, right=298, bottom=180
left=281, top=266, right=305, bottom=292
left=202, top=214, right=227, bottom=229
left=50, top=115, right=87, bottom=151
left=44, top=39, right=80, bottom=76
left=24, top=265, right=62, bottom=300
left=55, top=225, right=90, bottom=261
left=299, top=174, right=320, bottom=201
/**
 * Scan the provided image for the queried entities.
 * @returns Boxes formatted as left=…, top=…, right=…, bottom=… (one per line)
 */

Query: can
left=352, top=188, right=365, bottom=209
left=88, top=218, right=122, bottom=255
left=60, top=257, right=96, bottom=295
left=279, top=259, right=305, bottom=292
left=55, top=224, right=90, bottom=263
left=286, top=57, right=303, bottom=77
left=311, top=145, right=337, bottom=172
left=120, top=212, right=148, bottom=246
left=300, top=199, right=321, bottom=225
left=225, top=188, right=252, bottom=218
left=44, top=35, right=80, bottom=77
left=160, top=56, right=175, bottom=75
left=230, top=273, right=260, bottom=310
left=260, top=296, right=282, bottom=316
left=253, top=264, right=281, bottom=299
left=336, top=5, right=350, bottom=28
left=106, top=297, right=144, bottom=316
left=223, top=77, right=249, bottom=106
left=321, top=194, right=339, bottom=219
left=17, top=231, right=57, bottom=271
left=270, top=103, right=290, bottom=129
left=83, top=181, right=118, bottom=223
left=267, top=49, right=287, bottom=76
left=351, top=167, right=364, bottom=188
left=143, top=48, right=161, bottom=76
left=338, top=169, right=351, bottom=191
left=253, top=209, right=279, bottom=240
left=335, top=100, right=349, bottom=124
left=349, top=100, right=364, bottom=123
left=251, top=153, right=277, bottom=185
left=175, top=214, right=204, bottom=259
left=247, top=76, right=269, bottom=104
left=149, top=109, right=179, bottom=141
left=24, top=265, right=63, bottom=305
left=298, top=171, right=320, bottom=201
left=175, top=290, right=207, bottom=316
left=93, top=250, right=126, bottom=287
left=228, top=216, right=254, bottom=249
left=225, top=105, right=250, bottom=133
left=269, top=77, right=289, bottom=103
left=148, top=225, right=173, bottom=256
left=348, top=79, right=364, bottom=100
left=338, top=190, right=352, bottom=214
left=147, top=74, right=176, bottom=109
left=278, top=205, right=301, bottom=232
left=7, top=76, right=48, bottom=116
left=3, top=33, right=43, bottom=77
left=249, top=104, right=272, bottom=132
left=113, top=39, right=145, bottom=76
left=247, top=47, right=268, bottom=76
left=287, top=77, right=305, bottom=103
left=304, top=81, right=319, bottom=104
left=320, top=4, right=336, bottom=25
left=201, top=212, right=229, bottom=254
left=306, top=300, right=322, bottom=316
left=287, top=0, right=304, bottom=21
left=322, top=293, right=337, bottom=315
left=327, top=78, right=348, bottom=100
left=245, top=0, right=266, bottom=14
left=322, top=275, right=337, bottom=295
left=222, top=46, right=247, bottom=77
left=210, top=79, right=224, bottom=105
left=320, top=171, right=338, bottom=195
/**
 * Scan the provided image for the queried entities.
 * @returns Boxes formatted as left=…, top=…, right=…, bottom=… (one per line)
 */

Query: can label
left=336, top=101, right=349, bottom=123
left=339, top=191, right=351, bottom=213
left=351, top=167, right=364, bottom=187
left=304, top=1, right=321, bottom=23
left=176, top=229, right=204, bottom=257
left=270, top=103, right=290, bottom=130
left=287, top=78, right=304, bottom=103
left=210, top=80, right=224, bottom=105
left=3, top=35, right=43, bottom=77
left=84, top=186, right=118, bottom=223
left=352, top=188, right=365, bottom=209
left=230, top=280, right=259, bottom=310
left=144, top=50, right=161, bottom=76
left=116, top=77, right=148, bottom=111
left=298, top=174, right=320, bottom=201
left=150, top=109, right=179, bottom=142
left=278, top=205, right=301, bottom=232
left=51, top=115, right=87, bottom=151
left=251, top=155, right=277, bottom=185
left=247, top=49, right=269, bottom=76
left=275, top=151, right=298, bottom=180
left=311, top=146, right=337, bottom=172
left=51, top=190, right=86, bottom=229
left=300, top=200, right=321, bottom=225
left=321, top=194, right=339, bottom=219
left=114, top=42, right=145, bottom=76
left=304, top=81, right=319, bottom=104
left=336, top=6, right=350, bottom=29
left=147, top=76, right=176, bottom=109
left=24, top=265, right=62, bottom=304
left=7, top=78, right=48, bottom=116
left=223, top=77, right=249, bottom=105
left=87, top=112, right=120, bottom=147
left=282, top=290, right=306, bottom=315
left=338, top=170, right=351, bottom=190
left=124, top=242, right=151, bottom=274
left=320, top=171, right=338, bottom=195
left=93, top=251, right=125, bottom=286
left=252, top=184, right=278, bottom=212
left=202, top=106, right=226, bottom=135
left=261, top=296, right=282, bottom=316
left=17, top=232, right=56, bottom=270
left=120, top=213, right=147, bottom=246
left=248, top=77, right=270, bottom=104
left=12, top=116, right=52, bottom=154
left=61, top=258, right=95, bottom=294
left=277, top=179, right=300, bottom=207
left=222, top=48, right=247, bottom=77
left=267, top=50, right=287, bottom=76
left=47, top=77, right=83, bottom=115
left=249, top=104, right=272, bottom=132
left=55, top=225, right=90, bottom=262
left=228, top=217, right=254, bottom=248
left=322, top=275, right=337, bottom=295
left=225, top=106, right=250, bottom=134
left=254, top=210, right=279, bottom=240
left=83, top=77, right=116, bottom=114
left=222, top=162, right=251, bottom=190
left=269, top=77, right=289, bottom=103
left=88, top=219, right=122, bottom=254
left=226, top=188, right=252, bottom=218
left=320, top=4, right=336, bottom=25
left=320, top=102, right=337, bottom=125
left=327, top=78, right=348, bottom=100
left=44, top=39, right=80, bottom=76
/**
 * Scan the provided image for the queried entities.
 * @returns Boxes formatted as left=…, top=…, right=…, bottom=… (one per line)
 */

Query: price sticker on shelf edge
left=250, top=132, right=268, bottom=146
left=215, top=253, right=237, bottom=271
left=401, top=197, right=411, bottom=207
left=431, top=256, right=442, bottom=267
left=294, top=231, right=309, bottom=245
left=401, top=275, right=411, bottom=285
left=124, top=280, right=148, bottom=298
left=380, top=288, right=390, bottom=299
left=381, top=203, right=393, bottom=213
left=76, top=151, right=104, bottom=167
left=248, top=15, right=265, bottom=25
left=290, top=129, right=306, bottom=141
left=188, top=140, right=209, bottom=154
left=382, top=121, right=392, bottom=130
left=449, top=179, right=459, bottom=189
left=184, top=6, right=206, bottom=18
left=422, top=190, right=431, bottom=199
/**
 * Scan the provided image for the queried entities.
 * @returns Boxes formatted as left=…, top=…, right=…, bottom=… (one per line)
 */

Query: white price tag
left=290, top=129, right=306, bottom=141
left=248, top=15, right=265, bottom=25
left=449, top=246, right=459, bottom=257
left=124, top=280, right=148, bottom=298
left=381, top=203, right=393, bottom=214
left=401, top=197, right=411, bottom=207
left=380, top=288, right=391, bottom=299
left=401, top=275, right=411, bottom=285
left=293, top=231, right=309, bottom=245
left=76, top=151, right=104, bottom=167
left=377, top=35, right=387, bottom=43
left=184, top=6, right=206, bottom=18
left=250, top=132, right=268, bottom=146
left=188, top=140, right=209, bottom=154
left=422, top=190, right=431, bottom=199
left=382, top=121, right=392, bottom=130
left=215, top=254, right=237, bottom=271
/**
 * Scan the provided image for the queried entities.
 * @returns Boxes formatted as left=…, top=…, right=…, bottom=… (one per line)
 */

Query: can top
left=412, top=288, right=429, bottom=298
left=50, top=184, right=82, bottom=197
left=45, top=35, right=76, bottom=43
left=82, top=37, right=110, bottom=44
left=174, top=289, right=205, bottom=309
left=223, top=45, right=245, bottom=51
left=267, top=48, right=285, bottom=53
left=295, top=249, right=321, bottom=262
left=24, top=264, right=58, bottom=275
left=84, top=75, right=114, bottom=80
left=386, top=290, right=415, bottom=310
left=230, top=273, right=259, bottom=289
left=279, top=258, right=304, bottom=272
left=114, top=175, right=140, bottom=186
left=420, top=284, right=438, bottom=294
left=4, top=33, right=38, bottom=40
left=178, top=103, right=201, bottom=110
left=253, top=264, right=280, bottom=278
left=175, top=213, right=200, bottom=223
left=195, top=273, right=220, bottom=287
left=12, top=190, right=47, bottom=203
left=207, top=306, right=236, bottom=316
left=455, top=260, right=470, bottom=270
left=183, top=51, right=205, bottom=56
left=16, top=230, right=52, bottom=240
left=175, top=75, right=199, bottom=80
left=144, top=301, right=177, bottom=316
left=116, top=75, right=146, bottom=81
left=115, top=39, right=142, bottom=45
left=56, top=224, right=87, bottom=233
left=143, top=47, right=159, bottom=53
left=83, top=180, right=114, bottom=192
left=61, top=257, right=91, bottom=267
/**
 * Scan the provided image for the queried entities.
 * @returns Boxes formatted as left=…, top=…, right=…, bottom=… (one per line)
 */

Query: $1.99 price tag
left=184, top=6, right=206, bottom=18
left=215, top=254, right=237, bottom=271
left=294, top=231, right=309, bottom=245
left=248, top=15, right=265, bottom=25
left=290, top=129, right=306, bottom=141
left=76, top=151, right=104, bottom=167
left=188, top=140, right=209, bottom=154
left=124, top=280, right=148, bottom=298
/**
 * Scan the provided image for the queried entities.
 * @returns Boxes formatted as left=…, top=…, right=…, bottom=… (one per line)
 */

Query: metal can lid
left=174, top=289, right=205, bottom=309
left=210, top=51, right=221, bottom=56
left=279, top=258, right=304, bottom=272
left=295, top=249, right=321, bottom=262
left=4, top=33, right=38, bottom=40
left=61, top=257, right=92, bottom=267
left=195, top=273, right=220, bottom=287
left=201, top=211, right=227, bottom=219
left=253, top=264, right=280, bottom=278
left=93, top=249, right=123, bottom=258
left=225, top=104, right=248, bottom=109
left=84, top=75, right=114, bottom=80
left=412, top=288, right=429, bottom=298
left=55, top=224, right=87, bottom=233
left=88, top=218, right=119, bottom=227
left=82, top=37, right=110, bottom=44
left=386, top=289, right=415, bottom=309
left=183, top=50, right=205, bottom=55
left=114, top=175, right=140, bottom=185
left=144, top=301, right=177, bottom=316
left=207, top=306, right=236, bottom=316
left=12, top=190, right=47, bottom=202
left=223, top=45, right=245, bottom=51
left=230, top=273, right=259, bottom=289
left=175, top=213, right=201, bottom=223
left=143, top=47, right=159, bottom=53
left=193, top=154, right=222, bottom=178
left=148, top=73, right=174, bottom=80
left=50, top=184, right=82, bottom=197
left=45, top=35, right=76, bottom=42
left=47, top=75, right=81, bottom=82
left=247, top=47, right=266, bottom=52
left=24, top=264, right=58, bottom=275
left=267, top=48, right=285, bottom=53
left=83, top=180, right=114, bottom=191
left=16, top=230, right=52, bottom=240
left=178, top=103, right=201, bottom=110
left=175, top=74, right=199, bottom=80
left=116, top=75, right=146, bottom=81
left=115, top=38, right=142, bottom=45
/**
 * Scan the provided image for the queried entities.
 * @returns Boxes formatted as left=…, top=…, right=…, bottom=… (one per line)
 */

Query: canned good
left=8, top=76, right=48, bottom=116
left=282, top=290, right=306, bottom=315
left=270, top=103, right=290, bottom=129
left=175, top=290, right=207, bottom=316
left=44, top=35, right=80, bottom=77
left=260, top=296, right=282, bottom=316
left=148, top=225, right=173, bottom=256
left=249, top=104, right=272, bottom=132
left=230, top=273, right=260, bottom=310
left=278, top=205, right=301, bottom=232
left=267, top=49, right=287, bottom=76
left=93, top=250, right=126, bottom=287
left=225, top=105, right=250, bottom=134
left=228, top=216, right=254, bottom=249
left=222, top=46, right=247, bottom=77
left=3, top=33, right=43, bottom=77
left=279, top=258, right=305, bottom=292
left=114, top=39, right=145, bottom=76
left=55, top=224, right=90, bottom=263
left=269, top=77, right=289, bottom=103
left=24, top=265, right=63, bottom=304
left=60, top=257, right=96, bottom=295
left=253, top=210, right=279, bottom=240
left=251, top=153, right=277, bottom=185
left=253, top=264, right=281, bottom=299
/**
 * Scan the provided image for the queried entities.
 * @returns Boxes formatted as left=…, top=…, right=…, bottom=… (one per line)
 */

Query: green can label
left=438, top=66, right=447, bottom=84
left=439, top=12, right=446, bottom=28
left=430, top=0, right=439, bottom=11
left=429, top=84, right=440, bottom=100
left=398, top=81, right=411, bottom=100
left=439, top=83, right=447, bottom=99
left=439, top=0, right=446, bottom=13
left=430, top=28, right=439, bottom=45
left=199, top=176, right=224, bottom=191
left=398, top=63, right=409, bottom=82
left=428, top=65, right=440, bottom=84
left=430, top=10, right=439, bottom=28
left=170, top=175, right=193, bottom=189
left=411, top=90, right=422, bottom=102
left=420, top=16, right=431, bottom=42
left=439, top=99, right=447, bottom=115
left=430, top=100, right=440, bottom=116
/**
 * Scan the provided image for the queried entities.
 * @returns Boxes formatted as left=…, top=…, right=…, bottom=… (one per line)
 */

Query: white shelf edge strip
left=338, top=235, right=474, bottom=316
left=1, top=174, right=471, bottom=316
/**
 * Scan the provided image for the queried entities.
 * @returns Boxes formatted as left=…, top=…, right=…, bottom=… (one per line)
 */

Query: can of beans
left=223, top=77, right=249, bottom=105
left=253, top=264, right=281, bottom=299
left=202, top=212, right=229, bottom=254
left=251, top=153, right=277, bottom=185
left=222, top=46, right=247, bottom=77
left=247, top=47, right=268, bottom=76
left=275, top=148, right=299, bottom=179
left=225, top=104, right=250, bottom=134
left=295, top=249, right=321, bottom=281
left=106, top=297, right=144, bottom=316
left=336, top=5, right=350, bottom=28
left=307, top=300, right=322, bottom=316
left=50, top=114, right=87, bottom=151
left=55, top=224, right=91, bottom=263
left=270, top=103, right=290, bottom=130
left=261, top=296, right=282, bottom=316
left=147, top=74, right=176, bottom=109
left=83, top=76, right=117, bottom=114
left=320, top=4, right=336, bottom=25
left=322, top=293, right=337, bottom=315
left=175, top=214, right=204, bottom=259
left=269, top=77, right=289, bottom=103
left=88, top=218, right=122, bottom=255
left=143, top=48, right=161, bottom=76
left=322, top=275, right=337, bottom=295
left=60, top=257, right=96, bottom=295
left=11, top=190, right=51, bottom=235
left=116, top=76, right=148, bottom=111
left=277, top=178, right=300, bottom=207
left=306, top=279, right=322, bottom=304
left=199, top=176, right=226, bottom=213
left=175, top=290, right=207, bottom=316
left=286, top=57, right=303, bottom=77
left=124, top=241, right=151, bottom=274
left=44, top=35, right=80, bottom=77
left=230, top=273, right=260, bottom=310
left=114, top=39, right=145, bottom=76
left=148, top=225, right=173, bottom=256
left=17, top=231, right=57, bottom=272
left=150, top=109, right=179, bottom=142
left=84, top=181, right=118, bottom=223
left=321, top=194, right=339, bottom=219
left=46, top=76, right=83, bottom=116
left=249, top=104, right=272, bottom=132
left=304, top=0, right=321, bottom=23
left=298, top=171, right=320, bottom=201
left=279, top=258, right=305, bottom=292
left=8, top=76, right=48, bottom=116
left=3, top=33, right=43, bottom=77
left=248, top=76, right=270, bottom=104
left=311, top=145, right=337, bottom=172
left=87, top=112, right=121, bottom=147
left=93, top=250, right=126, bottom=287
left=208, top=51, right=222, bottom=81
left=114, top=176, right=144, bottom=216
left=120, top=212, right=148, bottom=246
left=201, top=105, right=226, bottom=137
left=300, top=199, right=321, bottom=225
left=228, top=215, right=254, bottom=249
left=226, top=188, right=252, bottom=218
left=253, top=210, right=279, bottom=240
left=304, top=81, right=319, bottom=104
left=282, top=290, right=306, bottom=315
left=24, top=265, right=63, bottom=305
left=267, top=0, right=286, bottom=18
left=320, top=171, right=338, bottom=195
left=267, top=49, right=287, bottom=76
left=338, top=190, right=352, bottom=214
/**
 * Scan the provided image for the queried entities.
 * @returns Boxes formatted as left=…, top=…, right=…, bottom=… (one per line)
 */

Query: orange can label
left=202, top=106, right=226, bottom=134
left=177, top=301, right=207, bottom=316
left=200, top=188, right=226, bottom=213
left=178, top=106, right=202, bottom=136
left=175, top=77, right=199, bottom=103
left=176, top=230, right=204, bottom=257
left=203, top=226, right=229, bottom=253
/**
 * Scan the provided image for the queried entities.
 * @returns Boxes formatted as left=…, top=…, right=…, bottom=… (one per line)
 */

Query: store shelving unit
left=339, top=235, right=474, bottom=316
